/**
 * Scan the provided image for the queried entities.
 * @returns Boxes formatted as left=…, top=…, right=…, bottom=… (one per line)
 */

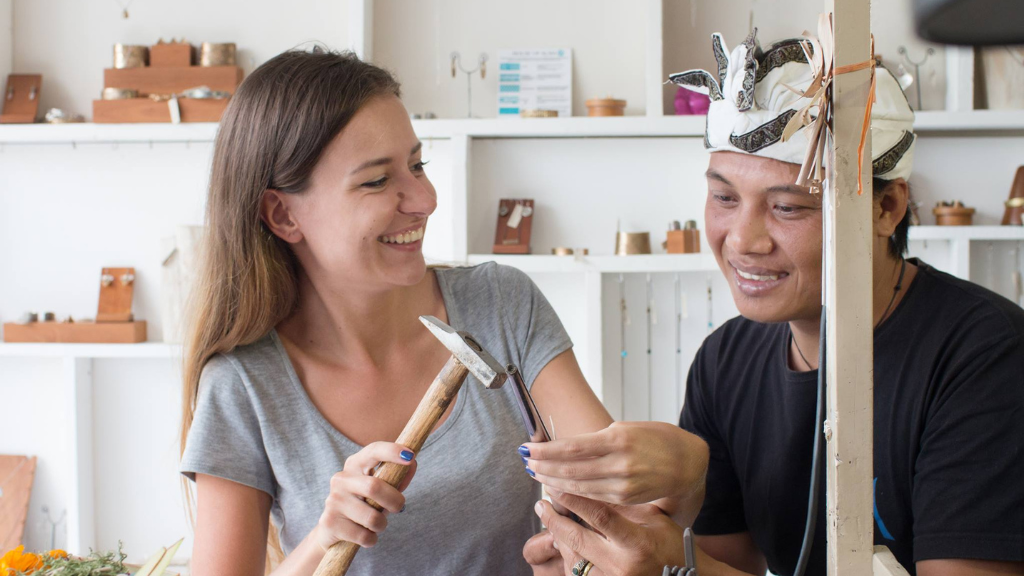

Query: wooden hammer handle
left=312, top=356, right=471, bottom=576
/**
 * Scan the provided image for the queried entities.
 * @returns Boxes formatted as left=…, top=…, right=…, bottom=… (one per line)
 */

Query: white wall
left=0, top=0, right=11, bottom=86
left=663, top=0, right=949, bottom=114
left=372, top=0, right=649, bottom=118
left=468, top=137, right=711, bottom=255
left=12, top=0, right=349, bottom=120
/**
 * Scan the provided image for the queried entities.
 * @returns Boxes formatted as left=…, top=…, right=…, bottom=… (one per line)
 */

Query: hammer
left=312, top=315, right=508, bottom=576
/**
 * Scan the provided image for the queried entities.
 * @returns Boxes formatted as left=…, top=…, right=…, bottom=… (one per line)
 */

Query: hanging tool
left=646, top=274, right=654, bottom=421
left=706, top=275, right=714, bottom=334
left=674, top=273, right=683, bottom=412
left=619, top=273, right=629, bottom=420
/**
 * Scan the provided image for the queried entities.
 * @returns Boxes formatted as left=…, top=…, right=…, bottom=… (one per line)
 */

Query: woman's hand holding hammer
left=313, top=442, right=418, bottom=551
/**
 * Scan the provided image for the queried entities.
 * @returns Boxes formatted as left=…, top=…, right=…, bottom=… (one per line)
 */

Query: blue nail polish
left=521, top=456, right=528, bottom=465
left=400, top=504, right=406, bottom=513
left=526, top=467, right=536, bottom=478
left=518, top=445, right=531, bottom=457
left=400, top=450, right=414, bottom=461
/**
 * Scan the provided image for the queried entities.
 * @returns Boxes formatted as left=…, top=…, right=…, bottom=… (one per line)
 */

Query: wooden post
left=826, top=0, right=875, bottom=574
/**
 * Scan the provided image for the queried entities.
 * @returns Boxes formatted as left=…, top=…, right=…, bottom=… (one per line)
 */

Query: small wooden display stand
left=1002, top=166, right=1024, bottom=226
left=0, top=455, right=37, bottom=553
left=93, top=40, right=242, bottom=123
left=2, top=268, right=147, bottom=343
left=1, top=74, right=42, bottom=124
left=493, top=199, right=534, bottom=254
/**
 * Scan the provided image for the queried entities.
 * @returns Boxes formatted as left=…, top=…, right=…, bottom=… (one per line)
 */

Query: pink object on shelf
left=674, top=87, right=711, bottom=115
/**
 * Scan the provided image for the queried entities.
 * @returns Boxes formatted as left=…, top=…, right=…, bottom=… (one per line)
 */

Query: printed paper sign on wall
left=496, top=49, right=573, bottom=117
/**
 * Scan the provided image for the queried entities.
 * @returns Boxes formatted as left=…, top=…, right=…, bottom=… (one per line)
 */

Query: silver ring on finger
left=572, top=559, right=594, bottom=575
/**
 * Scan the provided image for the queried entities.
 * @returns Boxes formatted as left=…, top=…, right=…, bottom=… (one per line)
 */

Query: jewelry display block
left=2, top=267, right=147, bottom=343
left=493, top=199, right=534, bottom=254
left=1, top=74, right=42, bottom=124
left=103, top=65, right=242, bottom=97
left=94, top=98, right=230, bottom=123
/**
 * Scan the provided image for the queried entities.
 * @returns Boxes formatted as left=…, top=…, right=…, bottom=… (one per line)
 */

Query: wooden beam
left=825, top=0, right=875, bottom=574
left=873, top=546, right=912, bottom=576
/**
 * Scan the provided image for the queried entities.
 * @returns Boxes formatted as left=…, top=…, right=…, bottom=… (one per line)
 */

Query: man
left=524, top=30, right=1024, bottom=576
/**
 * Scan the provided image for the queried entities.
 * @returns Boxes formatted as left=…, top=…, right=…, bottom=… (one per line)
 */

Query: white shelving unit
left=4, top=110, right=1024, bottom=146
left=3, top=1, right=1024, bottom=560
left=0, top=342, right=179, bottom=358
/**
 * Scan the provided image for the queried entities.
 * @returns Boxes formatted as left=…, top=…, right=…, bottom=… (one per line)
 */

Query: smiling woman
left=177, top=49, right=614, bottom=576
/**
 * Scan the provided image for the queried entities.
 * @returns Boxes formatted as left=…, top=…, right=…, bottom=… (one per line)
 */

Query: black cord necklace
left=792, top=332, right=813, bottom=370
left=876, top=258, right=907, bottom=329
left=791, top=258, right=906, bottom=371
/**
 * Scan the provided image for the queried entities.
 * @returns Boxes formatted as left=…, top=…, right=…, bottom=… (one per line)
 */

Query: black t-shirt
left=680, top=260, right=1024, bottom=576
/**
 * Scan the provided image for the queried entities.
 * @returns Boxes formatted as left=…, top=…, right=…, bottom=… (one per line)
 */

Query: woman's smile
left=377, top=224, right=426, bottom=250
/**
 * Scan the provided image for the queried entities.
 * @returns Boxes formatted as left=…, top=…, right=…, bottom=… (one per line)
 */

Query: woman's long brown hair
left=179, top=49, right=400, bottom=566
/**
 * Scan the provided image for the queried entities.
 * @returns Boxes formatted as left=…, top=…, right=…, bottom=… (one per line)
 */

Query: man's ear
left=875, top=178, right=909, bottom=239
left=260, top=189, right=304, bottom=244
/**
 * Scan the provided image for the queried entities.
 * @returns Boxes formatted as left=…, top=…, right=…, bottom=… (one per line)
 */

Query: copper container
left=113, top=44, right=149, bottom=69
left=615, top=232, right=652, bottom=255
left=586, top=98, right=626, bottom=117
left=520, top=109, right=558, bottom=118
left=200, top=42, right=237, bottom=67
left=933, top=205, right=975, bottom=226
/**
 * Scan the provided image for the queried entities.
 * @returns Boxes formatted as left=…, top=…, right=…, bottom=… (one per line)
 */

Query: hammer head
left=420, top=316, right=507, bottom=389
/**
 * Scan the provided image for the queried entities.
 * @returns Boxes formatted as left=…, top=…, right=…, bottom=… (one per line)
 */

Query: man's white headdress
left=669, top=29, right=915, bottom=182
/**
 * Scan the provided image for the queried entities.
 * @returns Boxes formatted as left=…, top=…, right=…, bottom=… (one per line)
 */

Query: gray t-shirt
left=181, top=263, right=572, bottom=575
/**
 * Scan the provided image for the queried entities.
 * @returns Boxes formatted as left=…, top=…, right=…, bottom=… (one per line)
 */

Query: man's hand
left=533, top=492, right=690, bottom=576
left=522, top=422, right=709, bottom=507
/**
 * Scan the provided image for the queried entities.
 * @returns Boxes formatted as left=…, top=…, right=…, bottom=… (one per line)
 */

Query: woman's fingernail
left=521, top=456, right=528, bottom=465
left=518, top=445, right=531, bottom=457
left=400, top=450, right=414, bottom=461
left=400, top=504, right=406, bottom=513
left=526, top=467, right=536, bottom=478
left=534, top=500, right=544, bottom=517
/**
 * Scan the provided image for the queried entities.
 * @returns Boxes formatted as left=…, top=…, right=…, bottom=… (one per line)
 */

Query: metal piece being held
left=506, top=365, right=551, bottom=443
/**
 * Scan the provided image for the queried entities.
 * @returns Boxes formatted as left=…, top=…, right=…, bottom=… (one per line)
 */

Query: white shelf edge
left=0, top=342, right=180, bottom=359
left=4, top=111, right=1024, bottom=145
left=913, top=110, right=1024, bottom=133
left=411, top=115, right=708, bottom=138
left=0, top=122, right=220, bottom=144
left=466, top=253, right=720, bottom=273
left=909, top=225, right=1024, bottom=241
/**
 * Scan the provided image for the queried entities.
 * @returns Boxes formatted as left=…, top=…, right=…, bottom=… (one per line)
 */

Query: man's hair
left=873, top=178, right=910, bottom=258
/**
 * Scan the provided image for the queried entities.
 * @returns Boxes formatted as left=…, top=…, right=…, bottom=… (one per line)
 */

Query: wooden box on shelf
left=93, top=97, right=230, bottom=123
left=150, top=42, right=193, bottom=67
left=103, top=65, right=242, bottom=96
left=95, top=65, right=241, bottom=123
left=2, top=320, right=147, bottom=343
